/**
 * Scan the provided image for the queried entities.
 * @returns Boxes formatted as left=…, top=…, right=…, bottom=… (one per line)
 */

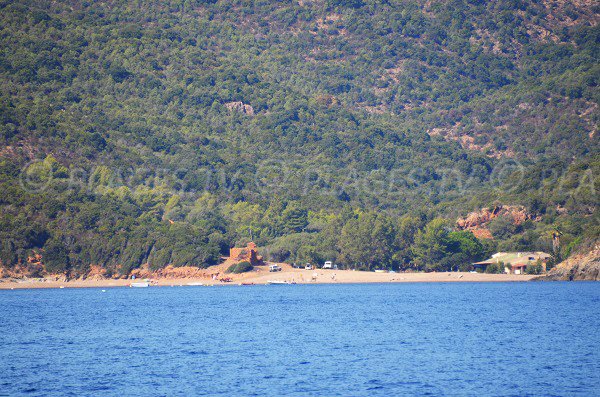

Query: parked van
left=269, top=264, right=282, bottom=272
left=323, top=261, right=333, bottom=269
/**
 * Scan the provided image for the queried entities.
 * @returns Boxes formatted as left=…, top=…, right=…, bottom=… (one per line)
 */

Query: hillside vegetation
left=0, top=0, right=598, bottom=276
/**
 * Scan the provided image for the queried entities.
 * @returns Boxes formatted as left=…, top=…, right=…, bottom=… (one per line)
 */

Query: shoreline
left=0, top=269, right=539, bottom=290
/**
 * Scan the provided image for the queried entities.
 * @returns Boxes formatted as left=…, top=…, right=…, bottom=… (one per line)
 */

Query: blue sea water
left=1, top=282, right=599, bottom=397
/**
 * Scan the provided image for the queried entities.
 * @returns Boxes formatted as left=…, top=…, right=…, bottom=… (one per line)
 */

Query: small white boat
left=186, top=282, right=204, bottom=286
left=130, top=282, right=150, bottom=288
left=267, top=280, right=295, bottom=285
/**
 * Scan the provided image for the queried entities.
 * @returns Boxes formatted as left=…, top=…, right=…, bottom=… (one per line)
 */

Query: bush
left=269, top=248, right=290, bottom=262
left=485, top=261, right=505, bottom=274
left=525, top=260, right=543, bottom=275
left=459, top=263, right=473, bottom=272
left=226, top=261, right=253, bottom=274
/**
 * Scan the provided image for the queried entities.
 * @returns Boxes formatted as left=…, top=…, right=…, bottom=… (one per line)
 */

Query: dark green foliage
left=447, top=232, right=486, bottom=261
left=43, top=238, right=69, bottom=274
left=328, top=0, right=364, bottom=9
left=525, top=260, right=544, bottom=275
left=107, top=65, right=131, bottom=83
left=410, top=221, right=491, bottom=271
left=0, top=0, right=597, bottom=274
left=227, top=261, right=253, bottom=274
left=485, top=262, right=506, bottom=274
left=338, top=212, right=395, bottom=270
left=282, top=206, right=309, bottom=234
left=489, top=215, right=522, bottom=240
left=269, top=248, right=291, bottom=263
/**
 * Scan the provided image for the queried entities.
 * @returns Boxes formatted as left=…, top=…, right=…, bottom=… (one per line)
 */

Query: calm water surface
left=1, top=282, right=599, bottom=396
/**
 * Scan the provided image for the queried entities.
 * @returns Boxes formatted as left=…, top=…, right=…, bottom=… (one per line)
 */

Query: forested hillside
left=0, top=0, right=598, bottom=276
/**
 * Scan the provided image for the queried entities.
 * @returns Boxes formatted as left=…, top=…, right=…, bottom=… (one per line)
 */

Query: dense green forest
left=0, top=0, right=598, bottom=276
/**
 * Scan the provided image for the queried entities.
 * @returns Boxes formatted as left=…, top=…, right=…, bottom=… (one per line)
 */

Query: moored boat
left=130, top=282, right=150, bottom=288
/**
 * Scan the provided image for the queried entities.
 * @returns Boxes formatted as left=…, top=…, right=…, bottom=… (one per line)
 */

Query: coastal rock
left=46, top=274, right=68, bottom=282
left=224, top=101, right=254, bottom=115
left=129, top=264, right=210, bottom=279
left=0, top=261, right=44, bottom=279
left=84, top=265, right=109, bottom=281
left=537, top=243, right=600, bottom=281
left=456, top=204, right=538, bottom=239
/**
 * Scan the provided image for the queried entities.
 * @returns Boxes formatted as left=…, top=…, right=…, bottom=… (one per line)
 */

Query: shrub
left=459, top=263, right=473, bottom=272
left=226, top=261, right=253, bottom=274
left=525, top=260, right=543, bottom=275
left=485, top=261, right=506, bottom=274
left=269, top=248, right=290, bottom=262
left=484, top=263, right=497, bottom=273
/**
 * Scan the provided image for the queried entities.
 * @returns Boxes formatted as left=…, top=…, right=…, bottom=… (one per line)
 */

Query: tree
left=337, top=212, right=395, bottom=270
left=43, top=238, right=70, bottom=274
left=282, top=205, right=308, bottom=233
left=525, top=259, right=544, bottom=275
left=412, top=218, right=450, bottom=271
left=394, top=215, right=422, bottom=269
left=488, top=215, right=520, bottom=240
left=446, top=231, right=486, bottom=266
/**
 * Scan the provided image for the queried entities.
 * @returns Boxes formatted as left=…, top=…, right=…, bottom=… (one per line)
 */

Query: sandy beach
left=0, top=263, right=538, bottom=289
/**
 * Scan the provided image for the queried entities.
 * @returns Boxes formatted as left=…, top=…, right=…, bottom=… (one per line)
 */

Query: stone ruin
left=229, top=242, right=264, bottom=266
left=224, top=101, right=254, bottom=115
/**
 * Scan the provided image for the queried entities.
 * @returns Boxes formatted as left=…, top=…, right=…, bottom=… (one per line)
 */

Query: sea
left=1, top=282, right=599, bottom=396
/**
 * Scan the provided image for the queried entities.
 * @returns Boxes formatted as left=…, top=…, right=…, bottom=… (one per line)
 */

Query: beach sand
left=0, top=263, right=538, bottom=289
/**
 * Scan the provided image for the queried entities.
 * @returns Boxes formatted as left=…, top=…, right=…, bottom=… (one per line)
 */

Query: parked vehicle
left=322, top=261, right=333, bottom=269
left=305, top=264, right=313, bottom=270
left=269, top=264, right=282, bottom=272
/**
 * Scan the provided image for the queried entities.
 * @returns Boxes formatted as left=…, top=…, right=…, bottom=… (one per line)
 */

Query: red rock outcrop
left=537, top=242, right=600, bottom=281
left=84, top=265, right=109, bottom=280
left=1, top=243, right=267, bottom=280
left=470, top=228, right=494, bottom=240
left=224, top=101, right=254, bottom=115
left=129, top=264, right=215, bottom=279
left=0, top=253, right=45, bottom=279
left=229, top=242, right=264, bottom=266
left=456, top=204, right=539, bottom=239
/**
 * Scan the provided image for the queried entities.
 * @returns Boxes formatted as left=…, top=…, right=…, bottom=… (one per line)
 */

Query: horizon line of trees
left=1, top=175, right=576, bottom=276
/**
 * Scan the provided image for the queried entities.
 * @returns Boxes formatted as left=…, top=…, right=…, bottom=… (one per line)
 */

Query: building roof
left=473, top=260, right=494, bottom=266
left=473, top=252, right=552, bottom=266
left=511, top=263, right=529, bottom=268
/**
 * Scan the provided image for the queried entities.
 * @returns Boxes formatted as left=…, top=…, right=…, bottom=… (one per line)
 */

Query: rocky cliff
left=456, top=205, right=538, bottom=239
left=538, top=244, right=600, bottom=281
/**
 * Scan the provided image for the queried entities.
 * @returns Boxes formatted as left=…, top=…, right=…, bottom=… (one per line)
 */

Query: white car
left=305, top=264, right=313, bottom=270
left=322, top=261, right=333, bottom=269
left=269, top=265, right=282, bottom=272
